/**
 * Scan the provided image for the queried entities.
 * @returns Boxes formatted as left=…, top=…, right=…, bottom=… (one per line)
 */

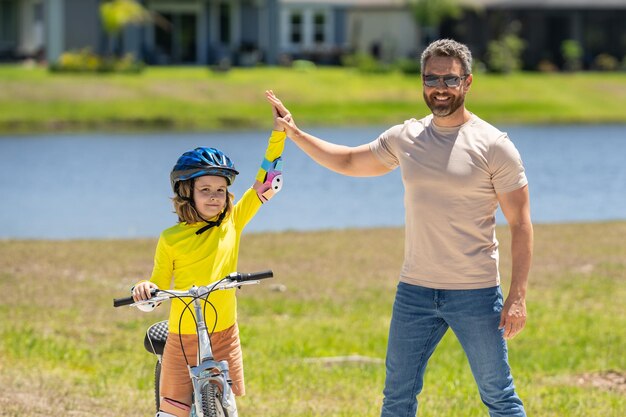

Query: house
left=278, top=0, right=417, bottom=64
left=1, top=0, right=416, bottom=66
left=1, top=0, right=625, bottom=70
left=445, top=0, right=626, bottom=70
left=1, top=0, right=282, bottom=65
left=0, top=0, right=45, bottom=61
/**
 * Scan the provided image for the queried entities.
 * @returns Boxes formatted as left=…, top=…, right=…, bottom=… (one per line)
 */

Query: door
left=547, top=15, right=569, bottom=69
left=0, top=0, right=18, bottom=57
left=154, top=12, right=197, bottom=64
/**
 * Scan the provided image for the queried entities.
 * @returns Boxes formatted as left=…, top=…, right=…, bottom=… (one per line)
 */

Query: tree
left=409, top=0, right=464, bottom=51
left=561, top=39, right=582, bottom=72
left=486, top=32, right=526, bottom=73
left=100, top=0, right=151, bottom=55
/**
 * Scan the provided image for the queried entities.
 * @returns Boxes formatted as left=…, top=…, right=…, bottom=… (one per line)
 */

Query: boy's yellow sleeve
left=256, top=130, right=286, bottom=183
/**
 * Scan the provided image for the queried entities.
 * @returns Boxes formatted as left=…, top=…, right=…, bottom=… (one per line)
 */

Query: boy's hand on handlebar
left=132, top=281, right=159, bottom=302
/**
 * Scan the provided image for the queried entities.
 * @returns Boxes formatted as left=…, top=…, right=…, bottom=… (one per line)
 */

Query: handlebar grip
left=113, top=296, right=135, bottom=307
left=237, top=270, right=273, bottom=282
left=113, top=289, right=158, bottom=307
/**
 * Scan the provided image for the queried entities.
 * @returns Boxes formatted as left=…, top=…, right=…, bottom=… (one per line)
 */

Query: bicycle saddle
left=144, top=320, right=169, bottom=355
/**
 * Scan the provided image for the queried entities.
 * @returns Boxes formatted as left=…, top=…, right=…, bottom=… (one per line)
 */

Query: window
left=314, top=12, right=325, bottom=44
left=284, top=8, right=330, bottom=49
left=290, top=12, right=303, bottom=44
left=34, top=1, right=43, bottom=23
left=0, top=0, right=18, bottom=43
left=219, top=2, right=231, bottom=44
left=155, top=12, right=197, bottom=64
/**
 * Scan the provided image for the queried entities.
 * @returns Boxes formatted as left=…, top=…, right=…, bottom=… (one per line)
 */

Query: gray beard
left=423, top=91, right=465, bottom=118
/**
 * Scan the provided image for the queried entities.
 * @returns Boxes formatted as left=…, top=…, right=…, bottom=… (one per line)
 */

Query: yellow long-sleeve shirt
left=148, top=131, right=286, bottom=334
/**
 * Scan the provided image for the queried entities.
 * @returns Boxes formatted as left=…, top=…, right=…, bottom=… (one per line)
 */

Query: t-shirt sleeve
left=489, top=134, right=528, bottom=193
left=368, top=127, right=400, bottom=170
left=149, top=233, right=173, bottom=289
left=232, top=187, right=263, bottom=231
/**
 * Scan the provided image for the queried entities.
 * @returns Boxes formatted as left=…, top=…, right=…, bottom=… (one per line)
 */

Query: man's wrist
left=508, top=285, right=527, bottom=299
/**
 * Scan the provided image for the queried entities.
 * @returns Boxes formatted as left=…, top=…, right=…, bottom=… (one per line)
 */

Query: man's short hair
left=421, top=39, right=473, bottom=75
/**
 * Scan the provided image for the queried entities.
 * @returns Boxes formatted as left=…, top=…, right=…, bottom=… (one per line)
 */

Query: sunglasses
left=423, top=74, right=468, bottom=88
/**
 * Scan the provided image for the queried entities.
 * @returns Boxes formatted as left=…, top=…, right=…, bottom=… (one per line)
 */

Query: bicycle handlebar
left=229, top=270, right=274, bottom=282
left=113, top=289, right=157, bottom=308
left=112, top=270, right=273, bottom=308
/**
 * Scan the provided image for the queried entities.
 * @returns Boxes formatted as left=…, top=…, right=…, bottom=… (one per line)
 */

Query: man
left=266, top=38, right=532, bottom=417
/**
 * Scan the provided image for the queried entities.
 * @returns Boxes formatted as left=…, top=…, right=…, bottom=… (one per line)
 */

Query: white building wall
left=18, top=0, right=44, bottom=56
left=346, top=9, right=418, bottom=61
left=280, top=5, right=333, bottom=54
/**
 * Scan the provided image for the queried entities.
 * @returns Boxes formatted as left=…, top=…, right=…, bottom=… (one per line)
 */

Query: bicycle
left=113, top=270, right=274, bottom=417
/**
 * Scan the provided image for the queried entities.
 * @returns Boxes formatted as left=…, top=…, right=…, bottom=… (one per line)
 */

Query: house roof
left=280, top=0, right=406, bottom=7
left=466, top=0, right=626, bottom=8
left=281, top=0, right=626, bottom=8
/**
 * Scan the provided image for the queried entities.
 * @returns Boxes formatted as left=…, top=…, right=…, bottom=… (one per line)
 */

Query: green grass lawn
left=0, top=223, right=624, bottom=416
left=1, top=65, right=626, bottom=134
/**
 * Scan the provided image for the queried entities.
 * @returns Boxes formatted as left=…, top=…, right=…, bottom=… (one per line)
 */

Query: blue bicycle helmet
left=170, top=147, right=239, bottom=192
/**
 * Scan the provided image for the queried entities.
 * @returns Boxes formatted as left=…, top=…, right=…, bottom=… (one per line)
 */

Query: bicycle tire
left=154, top=361, right=161, bottom=412
left=201, top=382, right=229, bottom=417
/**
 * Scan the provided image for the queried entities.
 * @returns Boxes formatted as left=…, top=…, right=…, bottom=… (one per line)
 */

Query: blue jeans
left=381, top=282, right=526, bottom=417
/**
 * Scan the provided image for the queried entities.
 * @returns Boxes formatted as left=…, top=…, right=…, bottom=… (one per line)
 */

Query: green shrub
left=395, top=57, right=421, bottom=75
left=471, top=59, right=487, bottom=74
left=561, top=40, right=582, bottom=72
left=486, top=34, right=526, bottom=74
left=49, top=49, right=144, bottom=73
left=593, top=53, right=619, bottom=71
left=292, top=59, right=317, bottom=72
left=341, top=53, right=393, bottom=74
left=537, top=59, right=558, bottom=73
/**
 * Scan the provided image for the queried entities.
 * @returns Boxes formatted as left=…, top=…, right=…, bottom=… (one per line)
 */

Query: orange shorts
left=159, top=323, right=244, bottom=413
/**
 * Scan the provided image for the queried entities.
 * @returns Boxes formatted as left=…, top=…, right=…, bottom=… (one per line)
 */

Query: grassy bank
left=2, top=65, right=626, bottom=134
left=0, top=222, right=624, bottom=416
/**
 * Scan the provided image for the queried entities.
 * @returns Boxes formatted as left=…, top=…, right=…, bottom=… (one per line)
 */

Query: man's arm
left=497, top=185, right=533, bottom=339
left=265, top=90, right=391, bottom=177
left=289, top=132, right=390, bottom=177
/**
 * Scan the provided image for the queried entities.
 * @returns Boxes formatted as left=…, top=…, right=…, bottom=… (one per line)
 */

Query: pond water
left=1, top=124, right=625, bottom=239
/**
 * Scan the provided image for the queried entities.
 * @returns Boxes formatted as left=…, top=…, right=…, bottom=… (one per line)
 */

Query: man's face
left=422, top=56, right=471, bottom=118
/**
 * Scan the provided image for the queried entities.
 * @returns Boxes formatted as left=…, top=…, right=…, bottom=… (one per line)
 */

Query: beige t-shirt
left=369, top=114, right=528, bottom=289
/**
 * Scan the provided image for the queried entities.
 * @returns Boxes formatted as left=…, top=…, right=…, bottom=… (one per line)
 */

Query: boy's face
left=193, top=175, right=228, bottom=219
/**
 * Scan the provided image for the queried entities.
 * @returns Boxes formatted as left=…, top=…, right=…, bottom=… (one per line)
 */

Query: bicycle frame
left=114, top=271, right=273, bottom=417
left=188, top=285, right=236, bottom=416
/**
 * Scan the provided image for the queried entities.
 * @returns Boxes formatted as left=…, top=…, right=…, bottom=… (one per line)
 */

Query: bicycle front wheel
left=201, top=382, right=230, bottom=417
